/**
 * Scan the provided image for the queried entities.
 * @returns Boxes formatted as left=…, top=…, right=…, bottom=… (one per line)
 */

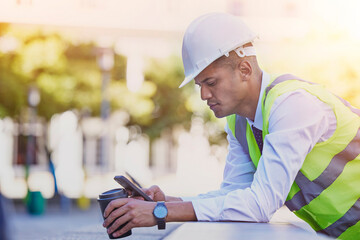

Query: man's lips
left=208, top=103, right=219, bottom=110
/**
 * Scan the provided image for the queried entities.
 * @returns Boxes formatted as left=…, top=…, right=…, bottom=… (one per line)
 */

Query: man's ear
left=238, top=60, right=252, bottom=80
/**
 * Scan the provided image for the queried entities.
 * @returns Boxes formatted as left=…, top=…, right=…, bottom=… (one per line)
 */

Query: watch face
left=154, top=205, right=168, bottom=218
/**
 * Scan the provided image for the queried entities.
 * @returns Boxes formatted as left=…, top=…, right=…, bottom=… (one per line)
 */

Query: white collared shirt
left=182, top=71, right=337, bottom=222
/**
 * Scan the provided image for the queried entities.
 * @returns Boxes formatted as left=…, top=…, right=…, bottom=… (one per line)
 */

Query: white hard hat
left=179, top=12, right=257, bottom=88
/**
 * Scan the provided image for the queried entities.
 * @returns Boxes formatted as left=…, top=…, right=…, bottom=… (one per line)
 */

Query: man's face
left=194, top=62, right=249, bottom=118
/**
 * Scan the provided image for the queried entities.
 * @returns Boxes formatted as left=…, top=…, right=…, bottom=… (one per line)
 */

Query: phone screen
left=114, top=175, right=153, bottom=202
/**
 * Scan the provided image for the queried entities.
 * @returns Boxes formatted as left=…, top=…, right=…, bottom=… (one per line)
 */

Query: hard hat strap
left=233, top=46, right=256, bottom=58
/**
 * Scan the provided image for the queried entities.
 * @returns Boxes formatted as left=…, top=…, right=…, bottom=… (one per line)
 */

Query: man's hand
left=103, top=198, right=157, bottom=238
left=142, top=185, right=183, bottom=202
left=103, top=197, right=197, bottom=237
left=142, top=185, right=166, bottom=201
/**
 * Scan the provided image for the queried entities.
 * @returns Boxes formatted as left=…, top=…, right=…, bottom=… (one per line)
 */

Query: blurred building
left=0, top=0, right=314, bottom=55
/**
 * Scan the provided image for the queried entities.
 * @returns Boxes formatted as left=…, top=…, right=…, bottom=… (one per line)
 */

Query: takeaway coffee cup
left=98, top=188, right=132, bottom=239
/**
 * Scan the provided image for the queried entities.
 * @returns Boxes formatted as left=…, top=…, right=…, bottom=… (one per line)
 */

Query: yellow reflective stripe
left=318, top=198, right=360, bottom=238
left=337, top=219, right=360, bottom=240
left=245, top=123, right=261, bottom=168
left=262, top=74, right=305, bottom=107
left=286, top=182, right=300, bottom=201
left=226, top=114, right=236, bottom=138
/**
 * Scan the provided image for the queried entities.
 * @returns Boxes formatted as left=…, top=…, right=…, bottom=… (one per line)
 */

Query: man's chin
left=212, top=108, right=235, bottom=118
left=213, top=111, right=227, bottom=118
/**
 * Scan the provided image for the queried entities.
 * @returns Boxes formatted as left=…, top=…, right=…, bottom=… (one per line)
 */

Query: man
left=103, top=13, right=360, bottom=239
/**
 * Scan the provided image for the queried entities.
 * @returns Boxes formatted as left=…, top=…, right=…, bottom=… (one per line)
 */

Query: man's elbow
left=220, top=208, right=272, bottom=223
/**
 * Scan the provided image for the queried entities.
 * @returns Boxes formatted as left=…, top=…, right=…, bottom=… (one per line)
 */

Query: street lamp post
left=96, top=47, right=114, bottom=170
left=26, top=86, right=46, bottom=215
left=26, top=86, right=40, bottom=168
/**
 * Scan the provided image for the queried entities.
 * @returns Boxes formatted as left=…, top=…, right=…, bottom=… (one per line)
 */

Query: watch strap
left=154, top=201, right=167, bottom=230
left=157, top=219, right=166, bottom=230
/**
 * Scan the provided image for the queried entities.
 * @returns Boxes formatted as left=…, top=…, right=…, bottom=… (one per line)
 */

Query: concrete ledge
left=164, top=222, right=333, bottom=240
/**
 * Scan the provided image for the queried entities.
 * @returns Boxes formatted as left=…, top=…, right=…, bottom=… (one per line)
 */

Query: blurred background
left=0, top=0, right=359, bottom=238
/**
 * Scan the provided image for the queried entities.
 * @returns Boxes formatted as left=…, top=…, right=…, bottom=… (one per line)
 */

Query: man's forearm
left=165, top=196, right=183, bottom=202
left=165, top=201, right=197, bottom=222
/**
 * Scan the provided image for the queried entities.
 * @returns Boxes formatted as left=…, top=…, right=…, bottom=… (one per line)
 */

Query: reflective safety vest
left=226, top=74, right=360, bottom=239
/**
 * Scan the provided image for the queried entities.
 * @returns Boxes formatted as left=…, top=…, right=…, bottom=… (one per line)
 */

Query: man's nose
left=200, top=86, right=212, bottom=100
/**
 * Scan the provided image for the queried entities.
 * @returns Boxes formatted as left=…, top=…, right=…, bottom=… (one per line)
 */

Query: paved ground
left=9, top=202, right=102, bottom=240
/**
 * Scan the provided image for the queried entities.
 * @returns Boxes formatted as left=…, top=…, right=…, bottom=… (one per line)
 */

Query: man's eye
left=207, top=81, right=215, bottom=86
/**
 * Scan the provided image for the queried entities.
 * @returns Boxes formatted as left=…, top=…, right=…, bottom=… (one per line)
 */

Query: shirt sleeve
left=189, top=89, right=336, bottom=222
left=181, top=123, right=256, bottom=201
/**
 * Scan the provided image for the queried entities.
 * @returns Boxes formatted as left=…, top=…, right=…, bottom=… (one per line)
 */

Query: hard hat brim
left=179, top=75, right=194, bottom=88
left=179, top=58, right=213, bottom=88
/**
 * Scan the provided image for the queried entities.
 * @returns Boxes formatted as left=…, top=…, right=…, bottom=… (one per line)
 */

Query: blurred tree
left=141, top=56, right=194, bottom=140
left=0, top=23, right=9, bottom=35
left=0, top=29, right=113, bottom=119
left=0, top=25, right=198, bottom=142
left=0, top=59, right=26, bottom=118
left=112, top=54, right=127, bottom=81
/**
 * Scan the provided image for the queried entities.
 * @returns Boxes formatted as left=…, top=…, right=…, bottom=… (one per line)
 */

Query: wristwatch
left=153, top=201, right=168, bottom=230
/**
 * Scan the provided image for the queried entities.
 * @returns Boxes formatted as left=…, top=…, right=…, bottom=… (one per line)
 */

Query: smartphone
left=114, top=175, right=153, bottom=202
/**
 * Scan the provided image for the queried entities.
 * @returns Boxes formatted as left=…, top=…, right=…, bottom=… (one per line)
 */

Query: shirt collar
left=246, top=71, right=270, bottom=130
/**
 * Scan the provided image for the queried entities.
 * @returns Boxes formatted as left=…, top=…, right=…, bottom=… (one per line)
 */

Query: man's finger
left=143, top=187, right=155, bottom=198
left=112, top=221, right=133, bottom=238
left=143, top=191, right=154, bottom=199
left=103, top=198, right=128, bottom=218
left=107, top=213, right=132, bottom=236
left=103, top=205, right=127, bottom=228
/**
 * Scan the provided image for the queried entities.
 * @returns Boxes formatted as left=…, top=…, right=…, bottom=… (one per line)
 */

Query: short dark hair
left=213, top=51, right=240, bottom=70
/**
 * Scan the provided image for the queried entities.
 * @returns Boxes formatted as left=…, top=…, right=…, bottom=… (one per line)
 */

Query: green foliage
left=0, top=23, right=9, bottom=35
left=109, top=80, right=156, bottom=125
left=112, top=54, right=127, bottom=80
left=142, top=56, right=194, bottom=139
left=0, top=28, right=105, bottom=119
left=0, top=62, right=26, bottom=117
left=0, top=25, right=197, bottom=141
